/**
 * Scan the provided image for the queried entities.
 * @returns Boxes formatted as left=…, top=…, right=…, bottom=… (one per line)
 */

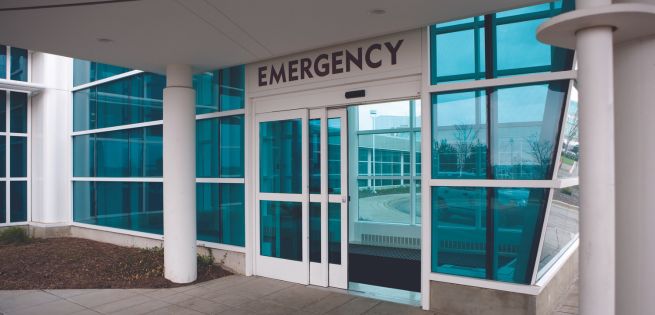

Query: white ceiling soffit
left=0, top=0, right=548, bottom=74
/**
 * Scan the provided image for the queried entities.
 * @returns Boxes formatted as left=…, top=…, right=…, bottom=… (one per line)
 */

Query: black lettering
left=288, top=59, right=299, bottom=81
left=346, top=48, right=363, bottom=72
left=300, top=58, right=313, bottom=79
left=269, top=63, right=287, bottom=85
left=258, top=66, right=268, bottom=87
left=365, top=43, right=382, bottom=68
left=384, top=40, right=404, bottom=65
left=314, top=54, right=330, bottom=77
left=332, top=51, right=344, bottom=74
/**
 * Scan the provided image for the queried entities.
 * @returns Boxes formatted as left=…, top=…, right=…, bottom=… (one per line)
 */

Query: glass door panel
left=308, top=108, right=348, bottom=289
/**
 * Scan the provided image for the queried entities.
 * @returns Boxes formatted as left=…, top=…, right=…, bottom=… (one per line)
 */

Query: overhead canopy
left=0, top=0, right=548, bottom=73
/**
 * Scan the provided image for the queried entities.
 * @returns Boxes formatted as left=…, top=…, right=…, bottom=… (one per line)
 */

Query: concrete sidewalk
left=0, top=275, right=435, bottom=315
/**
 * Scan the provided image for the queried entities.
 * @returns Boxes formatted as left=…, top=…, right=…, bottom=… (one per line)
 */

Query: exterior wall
left=430, top=247, right=578, bottom=315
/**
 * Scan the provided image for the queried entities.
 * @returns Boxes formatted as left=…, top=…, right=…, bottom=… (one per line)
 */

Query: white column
left=575, top=1, right=615, bottom=314
left=614, top=2, right=655, bottom=314
left=163, top=64, right=197, bottom=283
left=30, top=53, right=73, bottom=225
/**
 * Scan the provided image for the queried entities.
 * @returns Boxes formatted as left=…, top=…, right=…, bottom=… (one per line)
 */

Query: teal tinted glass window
left=10, top=47, right=27, bottom=82
left=196, top=115, right=244, bottom=178
left=10, top=92, right=27, bottom=133
left=10, top=181, right=27, bottom=222
left=73, top=59, right=131, bottom=86
left=431, top=91, right=487, bottom=179
left=73, top=181, right=163, bottom=234
left=309, top=202, right=342, bottom=264
left=0, top=182, right=4, bottom=223
left=309, top=119, right=321, bottom=193
left=328, top=203, right=341, bottom=264
left=194, top=71, right=219, bottom=114
left=432, top=187, right=487, bottom=279
left=493, top=188, right=547, bottom=283
left=260, top=119, right=302, bottom=193
left=328, top=118, right=341, bottom=194
left=73, top=126, right=162, bottom=177
left=431, top=18, right=485, bottom=84
left=0, top=136, right=4, bottom=178
left=197, top=118, right=219, bottom=177
left=310, top=202, right=321, bottom=262
left=491, top=81, right=568, bottom=180
left=0, top=46, right=5, bottom=79
left=219, top=65, right=245, bottom=111
left=430, top=0, right=574, bottom=84
left=260, top=200, right=302, bottom=261
left=73, top=73, right=164, bottom=132
left=196, top=183, right=245, bottom=246
left=432, top=186, right=548, bottom=284
left=10, top=137, right=27, bottom=177
left=0, top=90, right=5, bottom=131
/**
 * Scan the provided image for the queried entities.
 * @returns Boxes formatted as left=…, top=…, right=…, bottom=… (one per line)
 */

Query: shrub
left=197, top=253, right=215, bottom=267
left=0, top=227, right=31, bottom=245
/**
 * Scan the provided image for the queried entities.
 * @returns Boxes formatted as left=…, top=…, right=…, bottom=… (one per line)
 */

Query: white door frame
left=254, top=108, right=309, bottom=284
left=308, top=108, right=348, bottom=289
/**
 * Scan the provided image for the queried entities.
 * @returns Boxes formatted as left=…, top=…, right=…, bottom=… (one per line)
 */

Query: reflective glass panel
left=194, top=71, right=219, bottom=114
left=538, top=186, right=579, bottom=277
left=309, top=202, right=321, bottom=263
left=433, top=27, right=485, bottom=83
left=73, top=60, right=131, bottom=86
left=0, top=182, right=4, bottom=223
left=196, top=118, right=219, bottom=178
left=219, top=115, right=244, bottom=178
left=496, top=19, right=552, bottom=73
left=491, top=81, right=568, bottom=180
left=309, top=119, right=321, bottom=194
left=73, top=181, right=163, bottom=234
left=558, top=85, right=578, bottom=178
left=196, top=183, right=245, bottom=246
left=496, top=2, right=554, bottom=18
left=219, top=65, right=245, bottom=111
left=357, top=101, right=411, bottom=131
left=260, top=119, right=302, bottom=193
left=0, top=46, right=5, bottom=79
left=73, top=126, right=162, bottom=177
left=10, top=181, right=27, bottom=222
left=431, top=91, right=487, bottom=179
left=260, top=200, right=302, bottom=261
left=10, top=137, right=27, bottom=177
left=0, top=90, right=5, bottom=131
left=328, top=118, right=341, bottom=194
left=493, top=188, right=548, bottom=283
left=10, top=92, right=27, bottom=133
left=432, top=187, right=487, bottom=279
left=328, top=203, right=341, bottom=264
left=10, top=47, right=27, bottom=82
left=0, top=136, right=4, bottom=177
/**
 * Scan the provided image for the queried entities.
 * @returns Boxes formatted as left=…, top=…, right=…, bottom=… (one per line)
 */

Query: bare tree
left=564, top=113, right=579, bottom=155
left=527, top=134, right=554, bottom=178
left=453, top=124, right=480, bottom=177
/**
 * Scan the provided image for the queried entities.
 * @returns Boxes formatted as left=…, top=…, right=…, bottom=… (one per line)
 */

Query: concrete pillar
left=30, top=53, right=73, bottom=226
left=613, top=2, right=655, bottom=314
left=575, top=11, right=616, bottom=315
left=163, top=64, right=197, bottom=283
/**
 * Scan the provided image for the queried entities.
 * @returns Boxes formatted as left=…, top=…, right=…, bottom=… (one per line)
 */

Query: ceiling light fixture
left=369, top=9, right=386, bottom=15
left=97, top=38, right=114, bottom=43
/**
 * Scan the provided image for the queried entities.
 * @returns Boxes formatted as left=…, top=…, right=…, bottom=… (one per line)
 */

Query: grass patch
left=0, top=227, right=31, bottom=245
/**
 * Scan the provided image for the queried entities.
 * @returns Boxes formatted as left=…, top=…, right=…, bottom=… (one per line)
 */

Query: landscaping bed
left=0, top=234, right=230, bottom=290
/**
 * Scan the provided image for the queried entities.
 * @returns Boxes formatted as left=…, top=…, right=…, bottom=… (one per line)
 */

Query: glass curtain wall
left=429, top=0, right=577, bottom=285
left=0, top=90, right=29, bottom=224
left=72, top=62, right=246, bottom=247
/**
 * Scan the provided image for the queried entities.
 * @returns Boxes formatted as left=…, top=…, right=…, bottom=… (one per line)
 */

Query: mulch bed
left=0, top=237, right=231, bottom=290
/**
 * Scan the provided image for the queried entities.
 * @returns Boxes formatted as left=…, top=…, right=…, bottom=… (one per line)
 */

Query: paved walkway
left=0, top=275, right=435, bottom=315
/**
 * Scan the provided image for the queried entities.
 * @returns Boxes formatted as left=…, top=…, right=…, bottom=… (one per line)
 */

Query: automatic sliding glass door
left=347, top=99, right=422, bottom=300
